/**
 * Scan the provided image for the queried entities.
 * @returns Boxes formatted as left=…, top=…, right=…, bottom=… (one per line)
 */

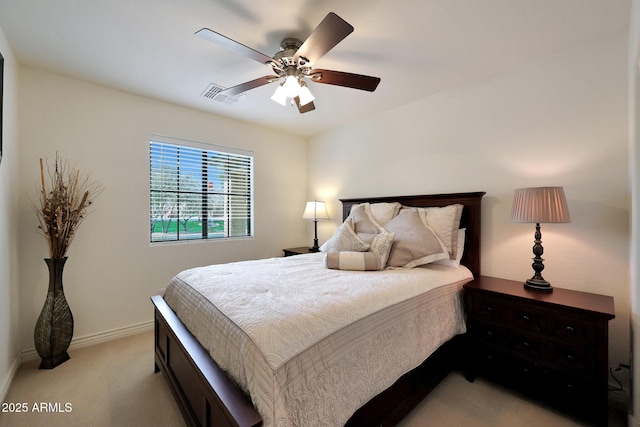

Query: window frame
left=149, top=135, right=254, bottom=244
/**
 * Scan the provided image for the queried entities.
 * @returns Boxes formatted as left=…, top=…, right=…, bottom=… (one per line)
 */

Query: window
left=149, top=137, right=253, bottom=243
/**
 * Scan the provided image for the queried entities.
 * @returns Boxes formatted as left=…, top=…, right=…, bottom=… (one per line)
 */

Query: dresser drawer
left=476, top=346, right=550, bottom=391
left=507, top=355, right=548, bottom=384
left=509, top=305, right=547, bottom=334
left=505, top=331, right=545, bottom=360
left=548, top=368, right=596, bottom=403
left=470, top=293, right=507, bottom=323
left=468, top=321, right=504, bottom=346
left=549, top=313, right=595, bottom=345
left=476, top=344, right=505, bottom=372
left=548, top=340, right=595, bottom=376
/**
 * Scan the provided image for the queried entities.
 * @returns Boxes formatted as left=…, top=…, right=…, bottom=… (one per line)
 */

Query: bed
left=151, top=191, right=485, bottom=427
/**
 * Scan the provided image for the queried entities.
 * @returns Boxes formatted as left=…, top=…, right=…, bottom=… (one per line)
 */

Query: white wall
left=0, top=25, right=21, bottom=400
left=16, top=67, right=307, bottom=352
left=309, top=34, right=630, bottom=388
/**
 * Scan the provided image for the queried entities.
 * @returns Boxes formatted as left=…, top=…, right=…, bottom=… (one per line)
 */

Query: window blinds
left=149, top=139, right=253, bottom=243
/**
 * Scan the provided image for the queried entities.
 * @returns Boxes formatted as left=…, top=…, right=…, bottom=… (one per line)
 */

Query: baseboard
left=20, top=320, right=154, bottom=363
left=0, top=353, right=20, bottom=403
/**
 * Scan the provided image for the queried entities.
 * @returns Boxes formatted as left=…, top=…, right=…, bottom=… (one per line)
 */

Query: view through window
left=149, top=138, right=253, bottom=243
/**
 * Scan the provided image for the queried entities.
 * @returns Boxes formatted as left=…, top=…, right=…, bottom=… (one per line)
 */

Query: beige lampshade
left=302, top=201, right=330, bottom=220
left=511, top=187, right=570, bottom=223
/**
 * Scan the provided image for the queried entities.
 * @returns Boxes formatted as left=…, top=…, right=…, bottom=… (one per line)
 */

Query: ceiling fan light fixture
left=197, top=12, right=380, bottom=114
left=270, top=84, right=288, bottom=106
left=298, top=82, right=315, bottom=106
left=282, top=75, right=301, bottom=98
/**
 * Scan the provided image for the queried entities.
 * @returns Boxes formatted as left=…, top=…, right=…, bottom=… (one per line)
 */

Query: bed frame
left=151, top=191, right=485, bottom=427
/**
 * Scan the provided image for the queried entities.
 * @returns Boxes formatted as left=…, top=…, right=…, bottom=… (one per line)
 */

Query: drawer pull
left=566, top=354, right=575, bottom=362
left=486, top=306, right=494, bottom=313
left=522, top=315, right=530, bottom=322
left=566, top=326, right=576, bottom=333
left=486, top=331, right=493, bottom=337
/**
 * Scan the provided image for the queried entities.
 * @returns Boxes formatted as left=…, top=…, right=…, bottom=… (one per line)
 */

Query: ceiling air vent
left=201, top=83, right=246, bottom=105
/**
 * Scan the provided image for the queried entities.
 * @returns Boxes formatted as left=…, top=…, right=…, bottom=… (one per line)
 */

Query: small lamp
left=510, top=187, right=570, bottom=292
left=270, top=84, right=288, bottom=106
left=302, top=200, right=330, bottom=252
left=298, top=82, right=315, bottom=106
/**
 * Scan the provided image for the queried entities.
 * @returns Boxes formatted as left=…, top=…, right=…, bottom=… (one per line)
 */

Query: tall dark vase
left=34, top=257, right=74, bottom=369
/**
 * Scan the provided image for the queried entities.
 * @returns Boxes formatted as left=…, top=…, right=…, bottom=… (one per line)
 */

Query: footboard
left=152, top=296, right=464, bottom=427
left=151, top=295, right=262, bottom=427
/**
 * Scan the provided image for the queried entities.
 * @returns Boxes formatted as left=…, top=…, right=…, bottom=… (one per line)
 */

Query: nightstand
left=464, top=276, right=615, bottom=425
left=283, top=246, right=316, bottom=257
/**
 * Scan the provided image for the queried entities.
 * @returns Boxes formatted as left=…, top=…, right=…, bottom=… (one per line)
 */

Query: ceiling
left=0, top=0, right=631, bottom=137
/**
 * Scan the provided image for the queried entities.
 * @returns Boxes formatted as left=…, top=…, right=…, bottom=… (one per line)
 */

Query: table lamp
left=510, top=187, right=570, bottom=291
left=302, top=200, right=330, bottom=252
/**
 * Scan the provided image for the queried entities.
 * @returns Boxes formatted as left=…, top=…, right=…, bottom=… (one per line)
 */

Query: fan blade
left=309, top=69, right=381, bottom=92
left=220, top=75, right=279, bottom=96
left=294, top=12, right=354, bottom=65
left=294, top=97, right=316, bottom=114
left=196, top=28, right=275, bottom=66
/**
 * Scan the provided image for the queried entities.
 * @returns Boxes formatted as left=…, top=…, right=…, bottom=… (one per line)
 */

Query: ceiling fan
left=196, top=12, right=381, bottom=114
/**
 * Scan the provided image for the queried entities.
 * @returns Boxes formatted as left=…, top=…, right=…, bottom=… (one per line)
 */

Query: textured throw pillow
left=355, top=232, right=378, bottom=245
left=406, top=204, right=463, bottom=259
left=320, top=220, right=370, bottom=253
left=324, top=251, right=383, bottom=271
left=368, top=231, right=395, bottom=267
left=383, top=210, right=449, bottom=268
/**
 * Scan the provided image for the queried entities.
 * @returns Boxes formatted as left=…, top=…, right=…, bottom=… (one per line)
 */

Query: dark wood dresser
left=464, top=276, right=615, bottom=425
left=282, top=246, right=315, bottom=256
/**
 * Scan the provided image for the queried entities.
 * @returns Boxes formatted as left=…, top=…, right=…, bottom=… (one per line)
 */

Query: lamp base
left=524, top=278, right=553, bottom=292
left=310, top=237, right=320, bottom=252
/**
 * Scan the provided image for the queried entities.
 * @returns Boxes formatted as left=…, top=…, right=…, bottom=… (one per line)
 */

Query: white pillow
left=349, top=202, right=400, bottom=226
left=369, top=202, right=401, bottom=225
left=434, top=229, right=466, bottom=268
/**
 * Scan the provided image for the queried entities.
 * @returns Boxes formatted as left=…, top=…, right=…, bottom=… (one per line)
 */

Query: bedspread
left=163, top=252, right=472, bottom=426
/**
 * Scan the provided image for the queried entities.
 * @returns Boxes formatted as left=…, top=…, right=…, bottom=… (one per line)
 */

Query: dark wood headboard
left=340, top=192, right=485, bottom=278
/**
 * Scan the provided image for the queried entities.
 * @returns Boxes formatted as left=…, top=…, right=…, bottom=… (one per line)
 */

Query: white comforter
left=164, top=252, right=472, bottom=426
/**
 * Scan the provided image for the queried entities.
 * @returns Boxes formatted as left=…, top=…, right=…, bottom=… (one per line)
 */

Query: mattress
left=163, top=252, right=472, bottom=427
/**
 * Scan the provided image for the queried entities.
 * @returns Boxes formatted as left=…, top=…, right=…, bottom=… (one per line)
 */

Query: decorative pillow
left=433, top=229, right=466, bottom=268
left=403, top=204, right=463, bottom=259
left=349, top=202, right=400, bottom=226
left=320, top=220, right=370, bottom=253
left=383, top=210, right=449, bottom=268
left=349, top=203, right=384, bottom=235
left=368, top=231, right=395, bottom=267
left=355, top=232, right=378, bottom=245
left=369, top=202, right=402, bottom=225
left=324, top=251, right=383, bottom=271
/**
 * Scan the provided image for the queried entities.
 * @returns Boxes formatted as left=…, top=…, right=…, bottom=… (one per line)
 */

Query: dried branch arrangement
left=35, top=155, right=103, bottom=258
